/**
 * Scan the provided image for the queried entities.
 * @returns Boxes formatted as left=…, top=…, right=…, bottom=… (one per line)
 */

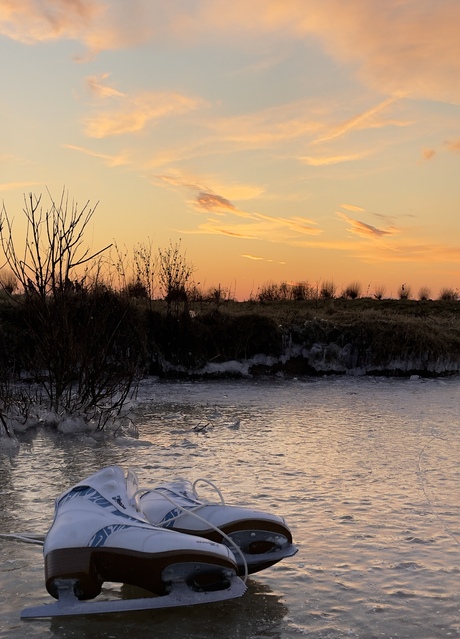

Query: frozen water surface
left=1, top=375, right=460, bottom=638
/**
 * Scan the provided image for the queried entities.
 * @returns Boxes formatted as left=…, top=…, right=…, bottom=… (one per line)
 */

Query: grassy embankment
left=2, top=294, right=460, bottom=380
left=146, top=296, right=460, bottom=377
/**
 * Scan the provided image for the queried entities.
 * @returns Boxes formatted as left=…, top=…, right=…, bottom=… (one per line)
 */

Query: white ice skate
left=21, top=466, right=246, bottom=618
left=132, top=475, right=297, bottom=576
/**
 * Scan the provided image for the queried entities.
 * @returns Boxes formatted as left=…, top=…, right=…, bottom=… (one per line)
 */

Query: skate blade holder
left=21, top=576, right=246, bottom=619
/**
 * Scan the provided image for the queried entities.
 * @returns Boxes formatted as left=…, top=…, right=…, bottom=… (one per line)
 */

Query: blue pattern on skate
left=58, top=487, right=140, bottom=522
left=159, top=507, right=183, bottom=528
left=88, top=524, right=133, bottom=547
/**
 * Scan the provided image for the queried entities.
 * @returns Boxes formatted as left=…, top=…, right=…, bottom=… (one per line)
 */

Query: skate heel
left=45, top=548, right=102, bottom=600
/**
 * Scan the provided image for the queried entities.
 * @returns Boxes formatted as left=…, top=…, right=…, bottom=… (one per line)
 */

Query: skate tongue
left=59, top=466, right=150, bottom=524
left=20, top=577, right=247, bottom=618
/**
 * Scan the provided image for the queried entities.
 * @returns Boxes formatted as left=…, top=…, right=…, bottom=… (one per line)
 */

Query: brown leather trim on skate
left=45, top=546, right=236, bottom=601
left=173, top=518, right=293, bottom=544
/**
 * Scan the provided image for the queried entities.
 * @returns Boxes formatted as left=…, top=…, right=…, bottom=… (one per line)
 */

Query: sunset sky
left=1, top=1, right=460, bottom=300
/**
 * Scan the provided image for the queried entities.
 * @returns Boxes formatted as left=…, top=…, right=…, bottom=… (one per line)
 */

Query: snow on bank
left=2, top=339, right=459, bottom=448
left=160, top=340, right=460, bottom=378
left=0, top=404, right=142, bottom=453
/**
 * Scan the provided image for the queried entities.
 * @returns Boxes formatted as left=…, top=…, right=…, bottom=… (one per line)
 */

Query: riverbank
left=148, top=298, right=460, bottom=378
left=1, top=295, right=460, bottom=441
left=2, top=295, right=460, bottom=382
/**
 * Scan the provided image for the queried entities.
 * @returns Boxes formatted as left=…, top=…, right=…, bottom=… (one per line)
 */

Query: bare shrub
left=343, top=282, right=362, bottom=300
left=278, top=282, right=291, bottom=301
left=0, top=269, right=18, bottom=294
left=398, top=283, right=411, bottom=300
left=0, top=190, right=143, bottom=429
left=256, top=281, right=313, bottom=302
left=418, top=286, right=431, bottom=301
left=157, top=240, right=194, bottom=315
left=0, top=191, right=110, bottom=299
left=320, top=280, right=336, bottom=299
left=113, top=243, right=129, bottom=292
left=133, top=239, right=155, bottom=301
left=291, top=281, right=312, bottom=301
left=373, top=284, right=386, bottom=300
left=126, top=279, right=149, bottom=298
left=204, top=285, right=234, bottom=304
left=258, top=282, right=280, bottom=302
left=438, top=287, right=458, bottom=301
left=187, top=284, right=204, bottom=302
left=112, top=240, right=155, bottom=302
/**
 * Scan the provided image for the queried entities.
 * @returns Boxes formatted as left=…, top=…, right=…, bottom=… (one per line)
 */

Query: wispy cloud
left=241, top=254, right=286, bottom=265
left=445, top=139, right=460, bottom=153
left=155, top=172, right=209, bottom=193
left=337, top=211, right=396, bottom=238
left=136, top=96, right=404, bottom=173
left=343, top=241, right=460, bottom=265
left=0, top=180, right=43, bottom=191
left=313, top=96, right=408, bottom=144
left=155, top=171, right=264, bottom=202
left=422, top=148, right=436, bottom=160
left=190, top=209, right=322, bottom=244
left=63, top=143, right=131, bottom=167
left=341, top=203, right=366, bottom=213
left=196, top=192, right=235, bottom=212
left=86, top=73, right=126, bottom=98
left=0, top=0, right=150, bottom=55
left=0, top=0, right=103, bottom=45
left=185, top=1, right=460, bottom=104
left=155, top=169, right=322, bottom=244
left=83, top=91, right=206, bottom=137
left=242, top=254, right=264, bottom=261
left=300, top=150, right=373, bottom=166
left=4, top=2, right=460, bottom=104
left=207, top=100, right=324, bottom=148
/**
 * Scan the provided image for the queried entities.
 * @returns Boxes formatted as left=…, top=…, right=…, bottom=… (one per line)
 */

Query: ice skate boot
left=132, top=475, right=298, bottom=575
left=21, top=466, right=245, bottom=618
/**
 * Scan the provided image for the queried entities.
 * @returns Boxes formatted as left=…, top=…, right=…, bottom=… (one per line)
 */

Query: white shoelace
left=132, top=479, right=249, bottom=583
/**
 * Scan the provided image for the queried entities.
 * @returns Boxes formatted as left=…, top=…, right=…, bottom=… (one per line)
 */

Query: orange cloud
left=155, top=168, right=322, bottom=243
left=337, top=211, right=396, bottom=238
left=344, top=242, right=460, bottom=265
left=422, top=148, right=436, bottom=160
left=341, top=203, right=366, bottom=213
left=0, top=0, right=102, bottom=44
left=63, top=143, right=130, bottom=167
left=241, top=254, right=285, bottom=264
left=196, top=192, right=235, bottom=211
left=155, top=173, right=208, bottom=193
left=211, top=103, right=323, bottom=146
left=0, top=0, right=149, bottom=55
left=242, top=254, right=264, bottom=261
left=188, top=1, right=460, bottom=103
left=84, top=91, right=205, bottom=137
left=4, top=2, right=460, bottom=104
left=301, top=150, right=373, bottom=166
left=254, top=211, right=320, bottom=236
left=141, top=101, right=324, bottom=169
left=0, top=180, right=42, bottom=191
left=313, top=96, right=409, bottom=144
left=445, top=139, right=460, bottom=153
left=186, top=207, right=322, bottom=245
left=216, top=228, right=253, bottom=238
left=155, top=172, right=264, bottom=204
left=86, top=73, right=125, bottom=98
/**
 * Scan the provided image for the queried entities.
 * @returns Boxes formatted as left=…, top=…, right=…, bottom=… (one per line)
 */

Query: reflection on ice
left=42, top=580, right=289, bottom=639
left=1, top=376, right=460, bottom=637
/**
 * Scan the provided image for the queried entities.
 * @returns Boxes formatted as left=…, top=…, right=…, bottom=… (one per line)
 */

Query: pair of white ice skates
left=22, top=465, right=296, bottom=618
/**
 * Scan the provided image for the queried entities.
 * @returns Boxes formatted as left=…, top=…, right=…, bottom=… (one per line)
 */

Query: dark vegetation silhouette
left=1, top=190, right=460, bottom=438
left=0, top=191, right=144, bottom=431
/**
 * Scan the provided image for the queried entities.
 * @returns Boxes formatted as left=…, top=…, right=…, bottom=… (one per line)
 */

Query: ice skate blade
left=21, top=577, right=247, bottom=619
